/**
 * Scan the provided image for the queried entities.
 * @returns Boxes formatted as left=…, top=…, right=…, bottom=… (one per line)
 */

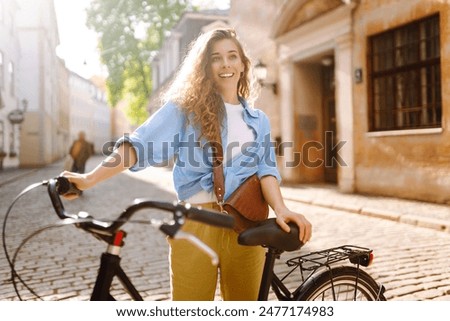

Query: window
left=8, top=61, right=14, bottom=96
left=0, top=51, right=3, bottom=89
left=368, top=14, right=441, bottom=131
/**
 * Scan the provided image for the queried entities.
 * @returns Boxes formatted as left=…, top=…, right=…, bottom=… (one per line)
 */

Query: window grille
left=368, top=14, right=441, bottom=131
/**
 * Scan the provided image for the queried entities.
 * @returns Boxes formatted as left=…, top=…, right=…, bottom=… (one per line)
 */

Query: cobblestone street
left=1, top=156, right=450, bottom=301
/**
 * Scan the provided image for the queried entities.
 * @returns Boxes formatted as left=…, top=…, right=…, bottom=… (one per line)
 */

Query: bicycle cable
left=2, top=181, right=46, bottom=300
left=1, top=180, right=98, bottom=300
left=2, top=181, right=175, bottom=301
left=9, top=218, right=87, bottom=300
left=9, top=215, right=173, bottom=300
left=3, top=179, right=218, bottom=301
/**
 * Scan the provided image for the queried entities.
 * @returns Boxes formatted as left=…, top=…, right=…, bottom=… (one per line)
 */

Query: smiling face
left=209, top=38, right=245, bottom=103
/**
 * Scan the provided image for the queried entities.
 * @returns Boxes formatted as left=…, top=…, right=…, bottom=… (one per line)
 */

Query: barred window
left=368, top=14, right=441, bottom=131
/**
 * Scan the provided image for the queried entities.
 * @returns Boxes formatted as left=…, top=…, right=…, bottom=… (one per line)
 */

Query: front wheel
left=295, top=266, right=386, bottom=301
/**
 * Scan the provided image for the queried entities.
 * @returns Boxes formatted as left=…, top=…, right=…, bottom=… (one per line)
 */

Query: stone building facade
left=0, top=0, right=22, bottom=170
left=68, top=72, right=111, bottom=155
left=351, top=0, right=449, bottom=203
left=16, top=0, right=64, bottom=167
left=233, top=0, right=449, bottom=204
left=0, top=0, right=118, bottom=169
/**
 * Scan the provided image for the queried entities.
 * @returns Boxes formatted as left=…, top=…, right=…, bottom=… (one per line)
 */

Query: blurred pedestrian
left=69, top=131, right=93, bottom=174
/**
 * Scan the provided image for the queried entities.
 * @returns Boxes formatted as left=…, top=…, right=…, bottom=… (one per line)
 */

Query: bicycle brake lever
left=174, top=231, right=219, bottom=266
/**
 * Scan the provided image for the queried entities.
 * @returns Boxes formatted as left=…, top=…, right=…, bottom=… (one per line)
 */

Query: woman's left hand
left=275, top=208, right=312, bottom=244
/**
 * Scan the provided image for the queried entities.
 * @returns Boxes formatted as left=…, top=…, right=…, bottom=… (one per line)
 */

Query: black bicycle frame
left=91, top=253, right=143, bottom=301
left=258, top=248, right=294, bottom=301
left=90, top=230, right=143, bottom=301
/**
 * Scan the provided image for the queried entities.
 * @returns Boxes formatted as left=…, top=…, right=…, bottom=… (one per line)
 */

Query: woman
left=63, top=28, right=312, bottom=300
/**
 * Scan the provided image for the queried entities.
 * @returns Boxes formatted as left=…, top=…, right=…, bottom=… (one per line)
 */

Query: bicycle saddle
left=238, top=218, right=303, bottom=252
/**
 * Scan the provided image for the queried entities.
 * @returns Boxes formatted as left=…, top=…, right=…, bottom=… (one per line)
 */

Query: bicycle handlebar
left=47, top=176, right=234, bottom=239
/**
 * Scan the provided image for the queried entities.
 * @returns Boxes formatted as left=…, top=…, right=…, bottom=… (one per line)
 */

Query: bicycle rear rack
left=286, top=245, right=373, bottom=271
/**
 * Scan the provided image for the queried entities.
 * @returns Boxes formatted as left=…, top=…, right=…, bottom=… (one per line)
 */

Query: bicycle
left=3, top=176, right=386, bottom=301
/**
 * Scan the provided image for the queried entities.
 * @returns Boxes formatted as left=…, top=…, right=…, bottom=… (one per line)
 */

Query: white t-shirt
left=185, top=102, right=254, bottom=204
left=223, top=102, right=255, bottom=163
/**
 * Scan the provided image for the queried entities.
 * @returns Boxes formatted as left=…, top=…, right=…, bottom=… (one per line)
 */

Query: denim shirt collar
left=238, top=96, right=259, bottom=118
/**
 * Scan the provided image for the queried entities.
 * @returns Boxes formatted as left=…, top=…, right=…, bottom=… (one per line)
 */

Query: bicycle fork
left=90, top=230, right=143, bottom=301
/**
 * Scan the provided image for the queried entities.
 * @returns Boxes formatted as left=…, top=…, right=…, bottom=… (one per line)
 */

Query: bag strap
left=212, top=142, right=225, bottom=205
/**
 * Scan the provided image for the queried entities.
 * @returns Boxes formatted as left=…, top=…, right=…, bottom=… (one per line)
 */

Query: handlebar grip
left=47, top=177, right=77, bottom=220
left=56, top=176, right=82, bottom=196
left=187, top=206, right=234, bottom=229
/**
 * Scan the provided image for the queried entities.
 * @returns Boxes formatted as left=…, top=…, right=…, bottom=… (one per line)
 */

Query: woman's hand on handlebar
left=60, top=142, right=138, bottom=200
left=59, top=171, right=92, bottom=199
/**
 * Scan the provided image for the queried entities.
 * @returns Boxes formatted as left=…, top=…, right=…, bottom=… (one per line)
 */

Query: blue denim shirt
left=116, top=98, right=281, bottom=201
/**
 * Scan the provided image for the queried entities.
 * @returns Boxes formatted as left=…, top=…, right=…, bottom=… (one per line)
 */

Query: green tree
left=86, top=0, right=192, bottom=125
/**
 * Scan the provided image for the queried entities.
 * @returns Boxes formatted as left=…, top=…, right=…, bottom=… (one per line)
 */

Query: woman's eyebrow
left=211, top=50, right=238, bottom=56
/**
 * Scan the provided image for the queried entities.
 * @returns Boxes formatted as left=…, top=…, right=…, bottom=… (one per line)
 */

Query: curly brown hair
left=163, top=28, right=257, bottom=143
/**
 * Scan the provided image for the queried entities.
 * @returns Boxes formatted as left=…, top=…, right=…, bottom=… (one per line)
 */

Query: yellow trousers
left=168, top=203, right=265, bottom=301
